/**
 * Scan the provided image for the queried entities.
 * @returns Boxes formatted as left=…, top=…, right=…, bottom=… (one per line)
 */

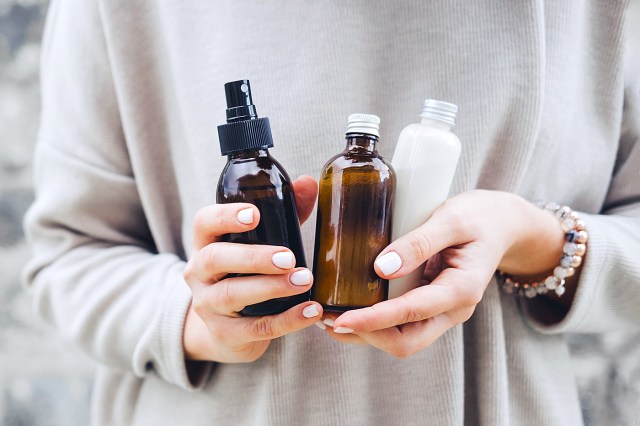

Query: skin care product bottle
left=312, top=114, right=395, bottom=311
left=388, top=100, right=461, bottom=298
left=216, top=79, right=309, bottom=316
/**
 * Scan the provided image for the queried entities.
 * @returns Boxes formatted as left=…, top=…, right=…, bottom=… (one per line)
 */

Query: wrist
left=183, top=304, right=213, bottom=361
left=498, top=197, right=565, bottom=277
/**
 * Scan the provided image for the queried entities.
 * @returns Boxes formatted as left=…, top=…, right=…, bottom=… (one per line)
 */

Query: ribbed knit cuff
left=155, top=268, right=213, bottom=390
left=522, top=212, right=638, bottom=334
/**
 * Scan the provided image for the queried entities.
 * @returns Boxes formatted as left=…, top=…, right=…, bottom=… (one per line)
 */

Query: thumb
left=292, top=175, right=318, bottom=224
left=374, top=210, right=463, bottom=279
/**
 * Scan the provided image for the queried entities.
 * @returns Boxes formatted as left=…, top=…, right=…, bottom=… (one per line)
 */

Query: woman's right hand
left=182, top=176, right=322, bottom=363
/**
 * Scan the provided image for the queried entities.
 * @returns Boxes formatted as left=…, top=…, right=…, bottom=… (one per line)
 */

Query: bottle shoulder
left=322, top=150, right=394, bottom=174
left=398, top=123, right=461, bottom=148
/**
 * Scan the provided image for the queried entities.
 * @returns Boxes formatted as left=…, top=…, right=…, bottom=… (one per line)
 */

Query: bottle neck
left=227, top=147, right=270, bottom=161
left=419, top=117, right=453, bottom=132
left=345, top=133, right=378, bottom=154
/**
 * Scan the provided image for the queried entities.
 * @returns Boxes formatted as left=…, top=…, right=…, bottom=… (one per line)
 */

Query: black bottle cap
left=218, top=79, right=274, bottom=155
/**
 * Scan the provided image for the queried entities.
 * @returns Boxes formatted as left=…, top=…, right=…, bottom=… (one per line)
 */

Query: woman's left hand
left=322, top=190, right=569, bottom=358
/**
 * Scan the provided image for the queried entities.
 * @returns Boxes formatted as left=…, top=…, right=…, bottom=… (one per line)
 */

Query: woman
left=24, top=1, right=639, bottom=424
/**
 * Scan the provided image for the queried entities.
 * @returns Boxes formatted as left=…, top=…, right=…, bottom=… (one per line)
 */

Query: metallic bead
left=565, top=267, right=575, bottom=277
left=575, top=219, right=586, bottom=231
left=545, top=276, right=559, bottom=290
left=575, top=243, right=587, bottom=256
left=554, top=266, right=568, bottom=279
left=565, top=230, right=579, bottom=243
left=502, top=280, right=514, bottom=294
left=569, top=211, right=580, bottom=220
left=555, top=206, right=572, bottom=219
left=560, top=255, right=573, bottom=268
left=571, top=255, right=582, bottom=268
left=524, top=285, right=537, bottom=299
left=545, top=202, right=560, bottom=212
left=561, top=218, right=575, bottom=232
left=536, top=284, right=549, bottom=295
left=576, top=230, right=588, bottom=244
left=563, top=242, right=577, bottom=255
left=555, top=285, right=566, bottom=297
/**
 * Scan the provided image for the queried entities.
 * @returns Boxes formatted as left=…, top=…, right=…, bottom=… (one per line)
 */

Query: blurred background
left=0, top=1, right=639, bottom=425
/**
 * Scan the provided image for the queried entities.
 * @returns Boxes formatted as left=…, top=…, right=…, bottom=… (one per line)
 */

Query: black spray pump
left=216, top=79, right=310, bottom=317
left=218, top=80, right=274, bottom=155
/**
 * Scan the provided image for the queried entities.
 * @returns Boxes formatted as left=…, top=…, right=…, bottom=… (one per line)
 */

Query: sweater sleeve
left=22, top=0, right=210, bottom=390
left=523, top=50, right=640, bottom=334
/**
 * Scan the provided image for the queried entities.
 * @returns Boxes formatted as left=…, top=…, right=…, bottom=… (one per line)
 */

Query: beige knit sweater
left=24, top=1, right=639, bottom=425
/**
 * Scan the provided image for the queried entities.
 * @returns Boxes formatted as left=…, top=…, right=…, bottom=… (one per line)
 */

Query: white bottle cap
left=420, top=99, right=458, bottom=127
left=346, top=113, right=380, bottom=137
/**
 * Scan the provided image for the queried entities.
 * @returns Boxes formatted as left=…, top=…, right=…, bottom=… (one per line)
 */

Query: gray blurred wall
left=0, top=1, right=638, bottom=425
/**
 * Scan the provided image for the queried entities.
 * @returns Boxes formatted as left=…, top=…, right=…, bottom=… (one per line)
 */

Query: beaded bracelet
left=498, top=202, right=588, bottom=298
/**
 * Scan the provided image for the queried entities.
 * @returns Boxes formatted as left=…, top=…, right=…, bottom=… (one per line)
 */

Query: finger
left=222, top=302, right=324, bottom=343
left=193, top=243, right=297, bottom=282
left=373, top=206, right=466, bottom=279
left=333, top=268, right=482, bottom=332
left=199, top=268, right=314, bottom=315
left=355, top=314, right=454, bottom=358
left=291, top=175, right=318, bottom=224
left=191, top=203, right=260, bottom=251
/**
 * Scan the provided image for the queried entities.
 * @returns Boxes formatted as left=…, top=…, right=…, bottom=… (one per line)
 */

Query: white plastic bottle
left=388, top=99, right=461, bottom=298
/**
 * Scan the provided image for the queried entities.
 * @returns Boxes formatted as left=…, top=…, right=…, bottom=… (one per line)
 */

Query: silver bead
left=502, top=280, right=514, bottom=294
left=524, top=286, right=537, bottom=298
left=554, top=266, right=568, bottom=279
left=545, top=202, right=560, bottom=212
left=565, top=267, right=575, bottom=277
left=569, top=211, right=580, bottom=220
left=575, top=243, right=586, bottom=256
left=576, top=230, right=588, bottom=244
left=561, top=218, right=576, bottom=232
left=536, top=284, right=549, bottom=295
left=560, top=255, right=574, bottom=268
left=545, top=276, right=559, bottom=290
left=571, top=255, right=582, bottom=268
left=555, top=206, right=572, bottom=219
left=575, top=219, right=586, bottom=231
left=555, top=285, right=566, bottom=297
left=563, top=242, right=577, bottom=255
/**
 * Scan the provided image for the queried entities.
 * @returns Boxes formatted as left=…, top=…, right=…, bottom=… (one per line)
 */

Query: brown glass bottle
left=312, top=114, right=395, bottom=312
left=216, top=80, right=308, bottom=316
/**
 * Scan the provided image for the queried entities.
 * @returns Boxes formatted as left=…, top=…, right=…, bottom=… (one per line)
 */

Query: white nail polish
left=314, top=321, right=327, bottom=330
left=322, top=318, right=335, bottom=327
left=334, top=327, right=354, bottom=334
left=237, top=208, right=254, bottom=224
left=375, top=252, right=403, bottom=276
left=290, top=269, right=311, bottom=286
left=272, top=252, right=295, bottom=269
left=303, top=305, right=319, bottom=318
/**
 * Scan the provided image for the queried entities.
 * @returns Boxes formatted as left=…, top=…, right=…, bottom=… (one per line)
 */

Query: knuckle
left=200, top=245, right=221, bottom=273
left=398, top=298, right=424, bottom=324
left=183, top=263, right=195, bottom=284
left=192, top=298, right=208, bottom=318
left=217, top=281, right=236, bottom=309
left=391, top=343, right=414, bottom=359
left=405, top=232, right=431, bottom=262
left=249, top=317, right=276, bottom=339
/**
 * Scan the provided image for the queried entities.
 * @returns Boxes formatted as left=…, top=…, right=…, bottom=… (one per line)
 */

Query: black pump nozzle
left=218, top=79, right=274, bottom=155
left=224, top=80, right=258, bottom=123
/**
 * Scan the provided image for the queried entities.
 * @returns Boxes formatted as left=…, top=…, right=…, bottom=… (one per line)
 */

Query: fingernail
left=289, top=269, right=311, bottom=286
left=272, top=252, right=295, bottom=269
left=303, top=305, right=320, bottom=318
left=237, top=208, right=254, bottom=224
left=375, top=252, right=403, bottom=276
left=314, top=321, right=327, bottom=330
left=334, top=327, right=354, bottom=334
left=322, top=318, right=335, bottom=327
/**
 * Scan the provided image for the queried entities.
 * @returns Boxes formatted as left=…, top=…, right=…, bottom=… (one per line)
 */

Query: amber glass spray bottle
left=216, top=80, right=309, bottom=316
left=312, top=114, right=395, bottom=312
